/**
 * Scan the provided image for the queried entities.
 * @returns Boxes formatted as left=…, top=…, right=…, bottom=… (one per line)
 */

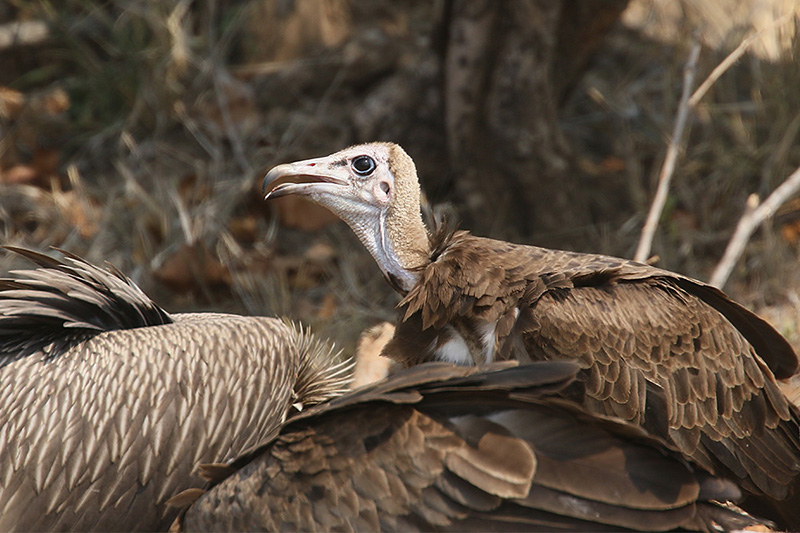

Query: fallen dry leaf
left=193, top=70, right=258, bottom=136
left=304, top=241, right=336, bottom=262
left=272, top=195, right=340, bottom=231
left=780, top=220, right=800, bottom=245
left=154, top=243, right=232, bottom=294
left=776, top=198, right=800, bottom=246
left=600, top=155, right=626, bottom=172
left=669, top=208, right=699, bottom=232
left=55, top=189, right=100, bottom=239
left=178, top=174, right=212, bottom=205
left=270, top=255, right=324, bottom=289
left=240, top=0, right=351, bottom=63
left=0, top=86, right=24, bottom=119
left=316, top=292, right=337, bottom=320
left=0, top=149, right=62, bottom=188
left=577, top=155, right=626, bottom=176
left=0, top=165, right=38, bottom=185
left=40, top=88, right=70, bottom=115
left=32, top=147, right=60, bottom=178
left=0, top=86, right=67, bottom=181
left=229, top=215, right=259, bottom=244
left=269, top=242, right=336, bottom=290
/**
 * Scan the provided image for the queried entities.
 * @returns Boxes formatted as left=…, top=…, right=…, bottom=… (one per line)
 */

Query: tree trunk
left=238, top=0, right=629, bottom=243
left=442, top=0, right=629, bottom=241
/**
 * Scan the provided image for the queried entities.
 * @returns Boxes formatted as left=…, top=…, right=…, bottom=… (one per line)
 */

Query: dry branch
left=710, top=165, right=800, bottom=288
left=635, top=14, right=795, bottom=264
left=634, top=39, right=701, bottom=262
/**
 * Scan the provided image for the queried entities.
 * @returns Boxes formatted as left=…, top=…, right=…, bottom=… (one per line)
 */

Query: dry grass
left=2, top=0, right=800, bottom=354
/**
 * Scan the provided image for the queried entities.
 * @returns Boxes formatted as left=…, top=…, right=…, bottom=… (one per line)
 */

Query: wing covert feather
left=176, top=362, right=767, bottom=532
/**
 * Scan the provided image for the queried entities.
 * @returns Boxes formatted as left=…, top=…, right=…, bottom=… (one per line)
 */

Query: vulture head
left=264, top=143, right=430, bottom=292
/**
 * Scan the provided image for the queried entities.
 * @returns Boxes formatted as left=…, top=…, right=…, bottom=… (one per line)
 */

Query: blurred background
left=1, top=0, right=799, bottom=355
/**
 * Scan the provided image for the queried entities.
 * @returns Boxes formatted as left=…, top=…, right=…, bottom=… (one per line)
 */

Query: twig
left=689, top=13, right=792, bottom=107
left=0, top=21, right=49, bottom=50
left=211, top=67, right=253, bottom=178
left=0, top=16, right=113, bottom=52
left=170, top=188, right=196, bottom=246
left=634, top=15, right=795, bottom=263
left=634, top=39, right=701, bottom=262
left=166, top=0, right=191, bottom=76
left=709, top=165, right=800, bottom=288
left=205, top=0, right=253, bottom=179
left=173, top=101, right=221, bottom=161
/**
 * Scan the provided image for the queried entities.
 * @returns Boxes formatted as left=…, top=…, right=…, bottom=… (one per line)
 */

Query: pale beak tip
left=262, top=163, right=292, bottom=197
left=262, top=167, right=279, bottom=194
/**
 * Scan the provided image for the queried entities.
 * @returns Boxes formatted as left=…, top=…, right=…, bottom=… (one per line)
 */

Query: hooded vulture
left=172, top=359, right=771, bottom=532
left=0, top=247, right=351, bottom=531
left=263, top=142, right=800, bottom=528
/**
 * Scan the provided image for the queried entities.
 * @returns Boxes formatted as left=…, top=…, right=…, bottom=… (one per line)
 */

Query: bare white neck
left=345, top=209, right=427, bottom=293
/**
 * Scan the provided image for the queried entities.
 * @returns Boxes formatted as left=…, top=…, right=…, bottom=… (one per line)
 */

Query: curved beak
left=262, top=157, right=349, bottom=200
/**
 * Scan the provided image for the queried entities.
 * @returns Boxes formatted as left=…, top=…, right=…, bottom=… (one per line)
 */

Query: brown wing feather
left=175, top=362, right=769, bottom=532
left=392, top=233, right=800, bottom=505
left=402, top=233, right=798, bottom=375
left=524, top=280, right=800, bottom=494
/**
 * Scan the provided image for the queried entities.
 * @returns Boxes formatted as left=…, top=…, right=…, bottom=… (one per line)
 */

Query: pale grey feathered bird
left=0, top=247, right=352, bottom=531
left=263, top=142, right=800, bottom=528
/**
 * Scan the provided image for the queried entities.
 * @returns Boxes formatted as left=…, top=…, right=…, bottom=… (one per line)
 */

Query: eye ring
left=352, top=155, right=376, bottom=176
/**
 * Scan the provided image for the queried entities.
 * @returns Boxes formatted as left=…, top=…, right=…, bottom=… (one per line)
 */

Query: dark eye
left=352, top=155, right=376, bottom=176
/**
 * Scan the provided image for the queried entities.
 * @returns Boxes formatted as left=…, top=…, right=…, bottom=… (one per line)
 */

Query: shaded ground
left=1, top=0, right=799, bottom=358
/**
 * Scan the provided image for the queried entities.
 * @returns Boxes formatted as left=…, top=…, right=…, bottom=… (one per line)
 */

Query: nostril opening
left=380, top=182, right=390, bottom=194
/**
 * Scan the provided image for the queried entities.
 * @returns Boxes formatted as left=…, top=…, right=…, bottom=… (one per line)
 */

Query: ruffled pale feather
left=0, top=248, right=353, bottom=531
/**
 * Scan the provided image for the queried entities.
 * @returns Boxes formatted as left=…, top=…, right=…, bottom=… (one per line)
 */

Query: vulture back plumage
left=263, top=142, right=800, bottom=529
left=0, top=248, right=352, bottom=531
left=172, top=360, right=772, bottom=532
